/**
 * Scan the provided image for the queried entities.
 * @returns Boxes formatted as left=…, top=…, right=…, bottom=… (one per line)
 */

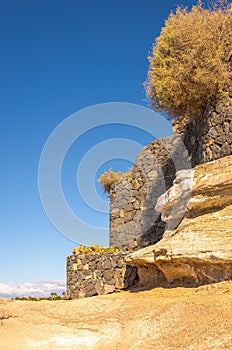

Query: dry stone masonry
left=67, top=252, right=137, bottom=299
left=173, top=58, right=232, bottom=166
left=109, top=60, right=232, bottom=251
left=66, top=58, right=232, bottom=297
left=109, top=135, right=191, bottom=250
left=173, top=97, right=232, bottom=166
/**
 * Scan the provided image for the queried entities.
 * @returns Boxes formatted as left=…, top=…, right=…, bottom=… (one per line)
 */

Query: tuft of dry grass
left=98, top=168, right=132, bottom=193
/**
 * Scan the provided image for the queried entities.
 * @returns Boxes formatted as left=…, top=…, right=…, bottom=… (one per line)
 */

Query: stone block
left=72, top=263, right=78, bottom=271
left=117, top=259, right=124, bottom=268
left=95, top=280, right=104, bottom=295
left=133, top=200, right=140, bottom=210
left=103, top=270, right=114, bottom=280
left=125, top=203, right=134, bottom=212
left=110, top=259, right=118, bottom=269
left=221, top=142, right=231, bottom=156
left=111, top=218, right=124, bottom=228
left=85, top=283, right=97, bottom=297
left=78, top=290, right=86, bottom=299
left=102, top=259, right=111, bottom=270
left=83, top=264, right=89, bottom=270
left=104, top=284, right=115, bottom=294
left=124, top=212, right=133, bottom=223
left=93, top=270, right=102, bottom=279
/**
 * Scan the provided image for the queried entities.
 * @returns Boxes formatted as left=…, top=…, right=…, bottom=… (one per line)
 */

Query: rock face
left=126, top=155, right=232, bottom=287
left=155, top=168, right=195, bottom=231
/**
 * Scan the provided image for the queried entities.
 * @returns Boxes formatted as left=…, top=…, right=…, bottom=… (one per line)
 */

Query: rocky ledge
left=126, top=155, right=232, bottom=288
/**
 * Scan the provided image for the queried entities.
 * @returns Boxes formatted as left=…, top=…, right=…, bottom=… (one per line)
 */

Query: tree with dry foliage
left=145, top=0, right=232, bottom=119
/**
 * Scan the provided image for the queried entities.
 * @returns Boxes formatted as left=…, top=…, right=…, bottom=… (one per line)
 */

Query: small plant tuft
left=98, top=168, right=132, bottom=193
left=72, top=243, right=123, bottom=255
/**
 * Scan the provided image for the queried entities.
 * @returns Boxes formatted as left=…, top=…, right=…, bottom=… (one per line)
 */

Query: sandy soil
left=0, top=281, right=232, bottom=350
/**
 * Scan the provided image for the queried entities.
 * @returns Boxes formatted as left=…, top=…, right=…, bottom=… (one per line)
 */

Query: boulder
left=126, top=155, right=232, bottom=287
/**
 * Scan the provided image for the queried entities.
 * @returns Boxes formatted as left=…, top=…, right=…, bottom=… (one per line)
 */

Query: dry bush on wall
left=146, top=1, right=232, bottom=119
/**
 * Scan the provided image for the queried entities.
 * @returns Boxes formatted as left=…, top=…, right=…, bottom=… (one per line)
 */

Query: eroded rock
left=126, top=155, right=232, bottom=287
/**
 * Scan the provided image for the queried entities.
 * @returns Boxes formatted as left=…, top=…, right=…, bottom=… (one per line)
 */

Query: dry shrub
left=146, top=1, right=232, bottom=119
left=98, top=168, right=132, bottom=193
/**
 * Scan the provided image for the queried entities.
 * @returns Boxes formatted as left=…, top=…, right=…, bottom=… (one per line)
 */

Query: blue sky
left=0, top=0, right=196, bottom=296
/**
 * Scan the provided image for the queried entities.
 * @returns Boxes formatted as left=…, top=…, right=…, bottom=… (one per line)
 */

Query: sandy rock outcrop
left=126, top=155, right=232, bottom=287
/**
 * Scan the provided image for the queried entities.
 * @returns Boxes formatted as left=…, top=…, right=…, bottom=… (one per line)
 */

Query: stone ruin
left=67, top=59, right=232, bottom=298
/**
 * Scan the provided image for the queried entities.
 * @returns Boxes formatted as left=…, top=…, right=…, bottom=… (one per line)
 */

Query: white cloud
left=0, top=280, right=66, bottom=298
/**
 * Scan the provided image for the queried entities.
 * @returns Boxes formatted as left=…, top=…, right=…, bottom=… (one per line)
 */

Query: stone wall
left=109, top=135, right=191, bottom=250
left=173, top=59, right=232, bottom=166
left=67, top=60, right=232, bottom=298
left=109, top=59, right=232, bottom=250
left=67, top=252, right=137, bottom=299
left=173, top=96, right=232, bottom=166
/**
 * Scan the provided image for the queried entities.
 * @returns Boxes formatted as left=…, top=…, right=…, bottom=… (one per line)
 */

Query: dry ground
left=0, top=281, right=232, bottom=350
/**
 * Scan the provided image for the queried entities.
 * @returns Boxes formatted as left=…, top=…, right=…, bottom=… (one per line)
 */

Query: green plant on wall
left=145, top=0, right=232, bottom=119
left=72, top=243, right=123, bottom=255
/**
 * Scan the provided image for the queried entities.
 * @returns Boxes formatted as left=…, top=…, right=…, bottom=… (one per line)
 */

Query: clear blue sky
left=0, top=0, right=196, bottom=296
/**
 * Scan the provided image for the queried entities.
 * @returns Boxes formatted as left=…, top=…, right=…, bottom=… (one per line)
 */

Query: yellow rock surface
left=126, top=155, right=232, bottom=287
